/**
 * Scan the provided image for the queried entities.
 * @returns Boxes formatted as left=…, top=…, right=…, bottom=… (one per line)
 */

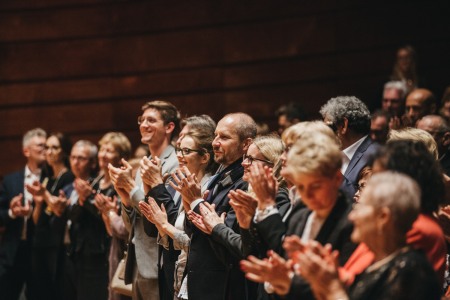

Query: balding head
left=417, top=114, right=450, bottom=156
left=405, top=89, right=436, bottom=125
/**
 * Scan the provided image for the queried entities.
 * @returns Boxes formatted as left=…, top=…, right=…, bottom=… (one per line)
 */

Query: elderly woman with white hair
left=295, top=172, right=441, bottom=300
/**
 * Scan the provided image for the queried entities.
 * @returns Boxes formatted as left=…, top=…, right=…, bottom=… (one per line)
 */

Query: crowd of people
left=1, top=45, right=450, bottom=300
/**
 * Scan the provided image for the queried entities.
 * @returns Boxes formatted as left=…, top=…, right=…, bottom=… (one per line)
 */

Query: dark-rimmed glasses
left=242, top=154, right=274, bottom=166
left=175, top=147, right=203, bottom=157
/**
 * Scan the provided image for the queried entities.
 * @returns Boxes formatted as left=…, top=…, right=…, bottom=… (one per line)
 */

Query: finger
left=202, top=201, right=215, bottom=212
left=121, top=158, right=133, bottom=170
left=160, top=203, right=166, bottom=213
left=154, top=156, right=162, bottom=167
left=182, top=166, right=192, bottom=178
left=202, top=190, right=210, bottom=200
left=220, top=212, right=226, bottom=222
left=169, top=180, right=181, bottom=192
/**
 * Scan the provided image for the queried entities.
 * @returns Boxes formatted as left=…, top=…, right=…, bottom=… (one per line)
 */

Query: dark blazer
left=341, top=136, right=380, bottom=198
left=283, top=192, right=357, bottom=300
left=186, top=159, right=250, bottom=300
left=0, top=169, right=30, bottom=272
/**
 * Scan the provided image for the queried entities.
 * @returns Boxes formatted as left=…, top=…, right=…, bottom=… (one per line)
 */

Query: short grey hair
left=73, top=140, right=98, bottom=160
left=384, top=81, right=408, bottom=98
left=319, top=96, right=371, bottom=135
left=23, top=128, right=47, bottom=148
left=364, top=171, right=420, bottom=235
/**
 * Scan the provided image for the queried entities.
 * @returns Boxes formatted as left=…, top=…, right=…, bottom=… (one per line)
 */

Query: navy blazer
left=341, top=136, right=380, bottom=198
left=186, top=159, right=250, bottom=300
left=0, top=169, right=33, bottom=271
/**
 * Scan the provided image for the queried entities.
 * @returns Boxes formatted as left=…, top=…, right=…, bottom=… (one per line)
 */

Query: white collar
left=25, top=165, right=41, bottom=178
left=342, top=135, right=367, bottom=162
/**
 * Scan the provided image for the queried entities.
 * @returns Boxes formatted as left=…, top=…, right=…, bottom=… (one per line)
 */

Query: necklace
left=50, top=168, right=67, bottom=194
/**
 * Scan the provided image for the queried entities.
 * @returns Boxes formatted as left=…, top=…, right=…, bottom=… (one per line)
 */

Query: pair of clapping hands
left=229, top=163, right=278, bottom=229
left=240, top=236, right=341, bottom=299
left=25, top=180, right=70, bottom=217
left=138, top=164, right=223, bottom=235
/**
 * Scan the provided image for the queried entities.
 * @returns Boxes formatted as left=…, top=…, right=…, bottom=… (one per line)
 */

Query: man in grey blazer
left=320, top=96, right=380, bottom=198
left=109, top=100, right=180, bottom=300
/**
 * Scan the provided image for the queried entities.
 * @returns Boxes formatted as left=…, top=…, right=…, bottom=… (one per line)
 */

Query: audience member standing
left=0, top=128, right=47, bottom=300
left=109, top=100, right=180, bottom=300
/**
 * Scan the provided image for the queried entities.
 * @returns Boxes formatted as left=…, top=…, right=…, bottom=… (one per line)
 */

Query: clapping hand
left=229, top=189, right=257, bottom=229
left=73, top=178, right=94, bottom=206
left=109, top=159, right=135, bottom=206
left=140, top=156, right=164, bottom=193
left=240, top=250, right=293, bottom=296
left=9, top=194, right=31, bottom=218
left=170, top=166, right=202, bottom=205
left=187, top=202, right=225, bottom=235
left=247, top=163, right=278, bottom=209
left=139, top=197, right=168, bottom=229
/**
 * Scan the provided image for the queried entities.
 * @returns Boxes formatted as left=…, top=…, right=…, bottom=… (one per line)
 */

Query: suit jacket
left=341, top=136, right=380, bottom=198
left=122, top=145, right=178, bottom=279
left=0, top=169, right=36, bottom=272
left=186, top=159, right=250, bottom=300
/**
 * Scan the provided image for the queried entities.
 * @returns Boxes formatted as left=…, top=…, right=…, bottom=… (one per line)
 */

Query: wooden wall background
left=1, top=0, right=449, bottom=178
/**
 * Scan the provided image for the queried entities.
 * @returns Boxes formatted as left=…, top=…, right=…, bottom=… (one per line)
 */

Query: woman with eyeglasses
left=139, top=119, right=217, bottom=300
left=28, top=132, right=74, bottom=300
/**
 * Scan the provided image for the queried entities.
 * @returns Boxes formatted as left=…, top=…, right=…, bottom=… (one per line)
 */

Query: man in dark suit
left=320, top=96, right=380, bottom=198
left=183, top=113, right=256, bottom=300
left=0, top=128, right=47, bottom=300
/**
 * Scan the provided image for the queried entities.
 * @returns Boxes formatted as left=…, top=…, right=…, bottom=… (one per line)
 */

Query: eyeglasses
left=137, top=116, right=160, bottom=125
left=242, top=154, right=274, bottom=166
left=70, top=155, right=89, bottom=162
left=175, top=147, right=203, bottom=157
left=45, top=145, right=61, bottom=151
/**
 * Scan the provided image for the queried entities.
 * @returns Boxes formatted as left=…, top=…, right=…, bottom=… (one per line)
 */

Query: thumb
left=160, top=203, right=166, bottom=213
left=154, top=156, right=161, bottom=167
left=203, top=190, right=210, bottom=200
left=220, top=212, right=226, bottom=221
left=122, top=158, right=132, bottom=170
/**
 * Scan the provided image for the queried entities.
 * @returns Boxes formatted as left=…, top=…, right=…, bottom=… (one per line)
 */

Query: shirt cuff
left=190, top=198, right=204, bottom=210
left=129, top=186, right=139, bottom=199
left=8, top=209, right=17, bottom=219
left=253, top=205, right=278, bottom=223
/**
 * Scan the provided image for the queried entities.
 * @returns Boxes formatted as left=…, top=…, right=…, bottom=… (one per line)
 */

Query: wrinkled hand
left=139, top=197, right=168, bottom=228
left=10, top=194, right=31, bottom=218
left=140, top=156, right=163, bottom=193
left=229, top=189, right=257, bottom=229
left=247, top=163, right=278, bottom=209
left=240, top=250, right=293, bottom=295
left=170, top=166, right=202, bottom=205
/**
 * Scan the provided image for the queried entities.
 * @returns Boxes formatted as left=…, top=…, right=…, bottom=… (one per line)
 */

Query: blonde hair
left=253, top=133, right=285, bottom=187
left=282, top=121, right=338, bottom=146
left=285, top=132, right=342, bottom=178
left=98, top=132, right=132, bottom=160
left=388, top=128, right=438, bottom=160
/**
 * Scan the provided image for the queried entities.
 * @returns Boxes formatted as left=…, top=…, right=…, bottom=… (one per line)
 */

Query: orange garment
left=340, top=213, right=446, bottom=286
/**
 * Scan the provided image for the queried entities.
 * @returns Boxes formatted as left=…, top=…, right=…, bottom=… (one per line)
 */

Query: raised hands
left=26, top=180, right=47, bottom=205
left=292, top=241, right=344, bottom=300
left=140, top=156, right=164, bottom=193
left=73, top=178, right=94, bottom=206
left=229, top=189, right=257, bottom=229
left=49, top=190, right=70, bottom=217
left=9, top=193, right=31, bottom=218
left=109, top=158, right=135, bottom=206
left=170, top=166, right=202, bottom=206
left=247, top=163, right=278, bottom=210
left=240, top=250, right=293, bottom=296
left=139, top=197, right=168, bottom=229
left=94, top=193, right=118, bottom=215
left=187, top=202, right=225, bottom=235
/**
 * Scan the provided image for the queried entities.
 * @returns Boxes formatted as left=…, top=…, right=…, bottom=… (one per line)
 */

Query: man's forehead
left=71, top=145, right=89, bottom=155
left=143, top=107, right=162, bottom=118
left=383, top=88, right=401, bottom=99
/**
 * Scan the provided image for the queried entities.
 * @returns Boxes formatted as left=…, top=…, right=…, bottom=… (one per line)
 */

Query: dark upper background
left=1, top=0, right=449, bottom=178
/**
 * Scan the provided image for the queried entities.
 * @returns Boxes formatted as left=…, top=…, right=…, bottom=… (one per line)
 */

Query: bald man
left=417, top=115, right=450, bottom=175
left=405, top=88, right=436, bottom=126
